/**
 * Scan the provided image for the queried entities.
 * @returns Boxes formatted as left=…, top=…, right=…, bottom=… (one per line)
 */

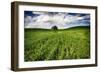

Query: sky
left=24, top=11, right=90, bottom=29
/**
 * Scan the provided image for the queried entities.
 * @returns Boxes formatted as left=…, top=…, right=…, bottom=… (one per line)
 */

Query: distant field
left=24, top=26, right=90, bottom=61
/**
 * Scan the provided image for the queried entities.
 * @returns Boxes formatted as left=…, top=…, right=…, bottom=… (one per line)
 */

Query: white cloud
left=32, top=11, right=47, bottom=15
left=25, top=12, right=90, bottom=29
left=24, top=16, right=32, bottom=26
left=36, top=14, right=50, bottom=22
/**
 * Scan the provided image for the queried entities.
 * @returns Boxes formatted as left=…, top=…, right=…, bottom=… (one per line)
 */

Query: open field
left=24, top=26, right=90, bottom=61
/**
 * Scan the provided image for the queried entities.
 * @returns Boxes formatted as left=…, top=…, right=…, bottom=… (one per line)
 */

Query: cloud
left=24, top=16, right=33, bottom=26
left=24, top=11, right=90, bottom=29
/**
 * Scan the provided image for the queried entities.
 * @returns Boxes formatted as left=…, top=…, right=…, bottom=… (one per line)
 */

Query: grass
left=24, top=26, right=90, bottom=61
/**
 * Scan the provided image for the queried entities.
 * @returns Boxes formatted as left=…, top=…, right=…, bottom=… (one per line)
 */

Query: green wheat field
left=24, top=26, right=90, bottom=61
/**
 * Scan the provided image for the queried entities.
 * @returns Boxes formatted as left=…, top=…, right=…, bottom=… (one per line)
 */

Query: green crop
left=24, top=26, right=90, bottom=61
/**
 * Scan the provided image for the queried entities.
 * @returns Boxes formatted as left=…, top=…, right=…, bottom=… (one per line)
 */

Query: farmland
left=24, top=26, right=90, bottom=61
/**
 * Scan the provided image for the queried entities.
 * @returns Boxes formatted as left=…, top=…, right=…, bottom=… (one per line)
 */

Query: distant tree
left=51, top=26, right=58, bottom=30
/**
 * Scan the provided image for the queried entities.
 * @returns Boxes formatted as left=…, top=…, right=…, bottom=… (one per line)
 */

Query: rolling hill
left=24, top=26, right=90, bottom=61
